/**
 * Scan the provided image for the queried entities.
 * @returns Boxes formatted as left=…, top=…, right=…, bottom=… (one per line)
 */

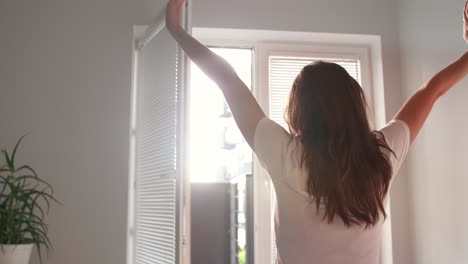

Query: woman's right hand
left=464, top=1, right=468, bottom=43
left=166, top=0, right=184, bottom=32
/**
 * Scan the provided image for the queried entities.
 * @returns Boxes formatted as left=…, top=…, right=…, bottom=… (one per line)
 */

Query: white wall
left=0, top=1, right=165, bottom=263
left=397, top=0, right=468, bottom=263
left=0, top=0, right=413, bottom=263
left=192, top=1, right=412, bottom=264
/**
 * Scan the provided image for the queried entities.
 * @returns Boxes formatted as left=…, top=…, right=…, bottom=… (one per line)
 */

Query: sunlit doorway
left=189, top=48, right=254, bottom=264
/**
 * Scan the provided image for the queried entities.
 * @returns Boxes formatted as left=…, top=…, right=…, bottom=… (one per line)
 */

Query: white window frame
left=193, top=27, right=393, bottom=264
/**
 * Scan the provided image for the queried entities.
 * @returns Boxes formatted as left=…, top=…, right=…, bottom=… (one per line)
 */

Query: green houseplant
left=0, top=136, right=59, bottom=264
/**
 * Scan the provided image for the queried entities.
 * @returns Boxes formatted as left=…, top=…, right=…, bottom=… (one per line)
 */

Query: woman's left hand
left=464, top=1, right=468, bottom=43
left=166, top=0, right=185, bottom=31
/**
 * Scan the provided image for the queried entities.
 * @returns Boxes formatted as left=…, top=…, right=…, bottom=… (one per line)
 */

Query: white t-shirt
left=253, top=117, right=410, bottom=264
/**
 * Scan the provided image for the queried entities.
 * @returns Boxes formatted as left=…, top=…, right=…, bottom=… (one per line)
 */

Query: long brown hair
left=284, top=61, right=394, bottom=228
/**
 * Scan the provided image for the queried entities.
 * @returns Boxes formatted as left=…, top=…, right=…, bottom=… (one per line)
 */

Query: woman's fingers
left=168, top=0, right=184, bottom=14
left=464, top=2, right=468, bottom=43
left=173, top=0, right=184, bottom=9
left=166, top=0, right=185, bottom=31
left=465, top=2, right=468, bottom=21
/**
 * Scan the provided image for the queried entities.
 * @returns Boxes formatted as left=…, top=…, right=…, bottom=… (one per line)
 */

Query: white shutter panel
left=268, top=56, right=361, bottom=264
left=134, top=25, right=182, bottom=264
left=269, top=56, right=361, bottom=129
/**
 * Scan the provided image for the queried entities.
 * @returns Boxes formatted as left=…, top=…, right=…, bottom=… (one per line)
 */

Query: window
left=193, top=27, right=385, bottom=264
left=129, top=24, right=386, bottom=264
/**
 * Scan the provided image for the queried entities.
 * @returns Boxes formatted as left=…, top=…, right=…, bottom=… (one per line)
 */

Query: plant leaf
left=2, top=150, right=12, bottom=171
left=14, top=175, right=52, bottom=191
left=0, top=135, right=58, bottom=264
left=10, top=134, right=28, bottom=167
left=14, top=166, right=38, bottom=177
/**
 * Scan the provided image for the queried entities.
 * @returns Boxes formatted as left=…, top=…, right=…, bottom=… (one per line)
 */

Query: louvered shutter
left=133, top=25, right=184, bottom=264
left=268, top=56, right=361, bottom=263
left=269, top=56, right=361, bottom=129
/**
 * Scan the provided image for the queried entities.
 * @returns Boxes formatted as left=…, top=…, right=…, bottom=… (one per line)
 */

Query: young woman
left=166, top=1, right=468, bottom=263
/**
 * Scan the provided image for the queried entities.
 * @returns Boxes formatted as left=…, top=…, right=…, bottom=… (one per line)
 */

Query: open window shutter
left=268, top=56, right=361, bottom=263
left=133, top=9, right=188, bottom=264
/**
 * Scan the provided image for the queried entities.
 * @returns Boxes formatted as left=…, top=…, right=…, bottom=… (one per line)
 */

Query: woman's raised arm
left=393, top=3, right=468, bottom=143
left=165, top=0, right=266, bottom=148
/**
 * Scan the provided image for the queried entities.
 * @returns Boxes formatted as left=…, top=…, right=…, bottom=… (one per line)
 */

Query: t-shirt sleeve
left=253, top=117, right=292, bottom=181
left=378, top=119, right=411, bottom=180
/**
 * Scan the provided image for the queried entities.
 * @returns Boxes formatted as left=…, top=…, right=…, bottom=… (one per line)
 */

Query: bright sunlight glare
left=189, top=48, right=252, bottom=183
